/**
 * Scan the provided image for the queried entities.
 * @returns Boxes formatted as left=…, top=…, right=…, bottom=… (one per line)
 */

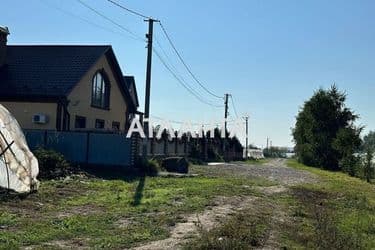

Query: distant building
left=244, top=148, right=265, bottom=159
left=0, top=26, right=140, bottom=132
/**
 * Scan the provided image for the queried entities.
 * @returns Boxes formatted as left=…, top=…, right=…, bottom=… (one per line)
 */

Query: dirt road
left=132, top=159, right=318, bottom=250
left=212, top=158, right=317, bottom=185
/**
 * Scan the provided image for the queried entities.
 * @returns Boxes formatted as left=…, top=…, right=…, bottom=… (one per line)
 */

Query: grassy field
left=0, top=165, right=272, bottom=249
left=281, top=159, right=375, bottom=249
left=183, top=160, right=375, bottom=249
left=1, top=160, right=374, bottom=249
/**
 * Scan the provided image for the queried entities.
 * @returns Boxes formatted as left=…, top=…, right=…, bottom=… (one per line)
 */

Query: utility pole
left=243, top=116, right=249, bottom=159
left=143, top=18, right=159, bottom=157
left=223, top=93, right=229, bottom=156
left=144, top=18, right=158, bottom=136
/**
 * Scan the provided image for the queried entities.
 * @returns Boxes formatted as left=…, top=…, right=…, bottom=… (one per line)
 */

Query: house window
left=112, top=121, right=120, bottom=131
left=95, top=119, right=105, bottom=129
left=75, top=116, right=86, bottom=129
left=91, top=71, right=110, bottom=109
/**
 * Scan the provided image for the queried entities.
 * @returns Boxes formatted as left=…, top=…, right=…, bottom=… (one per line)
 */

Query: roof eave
left=105, top=48, right=137, bottom=112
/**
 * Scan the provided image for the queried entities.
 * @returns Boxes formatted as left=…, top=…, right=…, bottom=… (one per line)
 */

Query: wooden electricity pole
left=244, top=116, right=249, bottom=159
left=144, top=18, right=158, bottom=136
left=223, top=93, right=229, bottom=155
left=143, top=18, right=159, bottom=157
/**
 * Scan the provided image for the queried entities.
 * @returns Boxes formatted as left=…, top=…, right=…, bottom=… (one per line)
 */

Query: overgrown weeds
left=283, top=159, right=375, bottom=249
left=33, top=148, right=71, bottom=179
left=184, top=200, right=272, bottom=249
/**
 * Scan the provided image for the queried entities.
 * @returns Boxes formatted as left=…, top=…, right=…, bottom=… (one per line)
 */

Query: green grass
left=185, top=160, right=375, bottom=249
left=183, top=197, right=273, bottom=249
left=282, top=159, right=375, bottom=249
left=0, top=168, right=271, bottom=249
left=4, top=160, right=373, bottom=249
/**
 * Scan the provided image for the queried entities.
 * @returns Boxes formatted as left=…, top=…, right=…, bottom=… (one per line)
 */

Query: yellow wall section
left=67, top=55, right=127, bottom=130
left=1, top=102, right=57, bottom=129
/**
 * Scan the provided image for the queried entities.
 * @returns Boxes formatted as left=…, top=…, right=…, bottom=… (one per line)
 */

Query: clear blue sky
left=3, top=0, right=375, bottom=147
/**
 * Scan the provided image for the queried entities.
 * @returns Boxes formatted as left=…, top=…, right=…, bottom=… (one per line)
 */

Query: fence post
left=85, top=131, right=90, bottom=165
left=130, top=134, right=139, bottom=167
left=184, top=137, right=187, bottom=156
left=204, top=137, right=208, bottom=161
left=164, top=136, right=168, bottom=156
left=151, top=135, right=154, bottom=156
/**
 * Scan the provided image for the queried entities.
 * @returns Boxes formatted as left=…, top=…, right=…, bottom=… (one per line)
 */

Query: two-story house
left=0, top=26, right=140, bottom=132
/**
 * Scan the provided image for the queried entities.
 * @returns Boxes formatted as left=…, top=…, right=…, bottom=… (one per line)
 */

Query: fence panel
left=153, top=140, right=165, bottom=155
left=46, top=131, right=87, bottom=163
left=24, top=130, right=133, bottom=167
left=88, top=133, right=132, bottom=166
left=167, top=140, right=175, bottom=155
left=177, top=141, right=185, bottom=156
left=23, top=130, right=45, bottom=150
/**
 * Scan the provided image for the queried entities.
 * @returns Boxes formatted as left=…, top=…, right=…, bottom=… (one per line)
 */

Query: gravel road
left=202, top=158, right=318, bottom=185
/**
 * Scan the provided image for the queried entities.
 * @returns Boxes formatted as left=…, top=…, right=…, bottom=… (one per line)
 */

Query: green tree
left=363, top=149, right=374, bottom=183
left=333, top=127, right=362, bottom=176
left=293, top=85, right=362, bottom=171
left=363, top=131, right=375, bottom=152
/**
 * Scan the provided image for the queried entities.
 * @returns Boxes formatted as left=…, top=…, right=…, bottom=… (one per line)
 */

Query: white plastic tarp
left=0, top=104, right=39, bottom=193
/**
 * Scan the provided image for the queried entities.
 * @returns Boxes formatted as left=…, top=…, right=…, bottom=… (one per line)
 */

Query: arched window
left=91, top=71, right=110, bottom=109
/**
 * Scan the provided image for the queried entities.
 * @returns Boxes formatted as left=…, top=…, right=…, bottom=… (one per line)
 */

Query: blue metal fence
left=24, top=130, right=134, bottom=167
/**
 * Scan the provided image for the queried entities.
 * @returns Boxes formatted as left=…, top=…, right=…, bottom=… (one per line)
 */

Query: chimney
left=0, top=26, right=10, bottom=68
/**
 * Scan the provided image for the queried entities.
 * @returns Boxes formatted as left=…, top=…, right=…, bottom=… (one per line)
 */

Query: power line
left=230, top=95, right=239, bottom=118
left=106, top=0, right=150, bottom=20
left=77, top=0, right=233, bottom=112
left=154, top=34, right=219, bottom=106
left=43, top=0, right=240, bottom=127
left=158, top=22, right=223, bottom=100
left=40, top=0, right=127, bottom=37
left=106, top=0, right=223, bottom=100
left=151, top=115, right=210, bottom=126
left=154, top=34, right=182, bottom=79
left=151, top=115, right=241, bottom=126
left=103, top=0, right=226, bottom=104
left=153, top=48, right=223, bottom=108
left=76, top=0, right=145, bottom=42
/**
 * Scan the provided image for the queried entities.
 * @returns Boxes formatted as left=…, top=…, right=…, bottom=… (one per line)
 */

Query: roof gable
left=0, top=45, right=110, bottom=99
left=123, top=76, right=139, bottom=108
left=0, top=45, right=137, bottom=111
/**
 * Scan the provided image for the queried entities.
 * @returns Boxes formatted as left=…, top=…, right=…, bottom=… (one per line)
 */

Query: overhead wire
left=106, top=0, right=150, bottom=19
left=42, top=0, right=246, bottom=134
left=39, top=0, right=131, bottom=38
left=153, top=48, right=223, bottom=108
left=76, top=0, right=145, bottom=42
left=230, top=94, right=239, bottom=118
left=151, top=115, right=240, bottom=126
left=158, top=22, right=223, bottom=100
left=103, top=0, right=227, bottom=106
left=153, top=36, right=225, bottom=108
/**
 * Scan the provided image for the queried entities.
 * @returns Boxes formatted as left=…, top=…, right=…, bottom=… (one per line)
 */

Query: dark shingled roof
left=0, top=45, right=136, bottom=111
left=123, top=76, right=139, bottom=108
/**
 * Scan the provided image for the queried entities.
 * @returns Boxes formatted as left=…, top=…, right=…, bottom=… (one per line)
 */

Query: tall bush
left=33, top=148, right=71, bottom=179
left=293, top=85, right=362, bottom=171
